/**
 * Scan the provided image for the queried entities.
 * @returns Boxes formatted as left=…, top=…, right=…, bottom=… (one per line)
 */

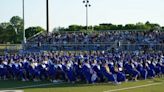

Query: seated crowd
left=28, top=31, right=164, bottom=45
left=0, top=51, right=164, bottom=84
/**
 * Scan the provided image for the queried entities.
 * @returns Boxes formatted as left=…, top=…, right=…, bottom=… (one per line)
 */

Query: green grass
left=0, top=78, right=164, bottom=92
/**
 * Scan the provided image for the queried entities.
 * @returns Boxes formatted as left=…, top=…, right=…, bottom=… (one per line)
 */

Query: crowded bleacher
left=25, top=30, right=164, bottom=51
left=27, top=31, right=164, bottom=44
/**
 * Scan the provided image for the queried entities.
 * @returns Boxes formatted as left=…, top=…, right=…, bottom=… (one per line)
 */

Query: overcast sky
left=0, top=0, right=164, bottom=31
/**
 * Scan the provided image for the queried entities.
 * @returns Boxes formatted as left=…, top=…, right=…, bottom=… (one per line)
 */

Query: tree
left=117, top=25, right=123, bottom=29
left=10, top=16, right=24, bottom=43
left=124, top=24, right=136, bottom=29
left=161, top=27, right=164, bottom=31
left=0, top=16, right=44, bottom=43
left=0, top=23, right=10, bottom=43
left=99, top=23, right=112, bottom=26
left=109, top=25, right=118, bottom=30
left=0, top=22, right=17, bottom=43
left=97, top=23, right=112, bottom=30
left=145, top=21, right=150, bottom=25
left=68, top=25, right=83, bottom=31
left=4, top=25, right=17, bottom=43
left=25, top=26, right=45, bottom=39
left=10, top=16, right=23, bottom=34
left=135, top=22, right=145, bottom=29
left=0, top=25, right=2, bottom=33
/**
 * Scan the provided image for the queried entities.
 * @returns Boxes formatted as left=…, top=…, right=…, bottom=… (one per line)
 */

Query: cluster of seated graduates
left=0, top=51, right=164, bottom=84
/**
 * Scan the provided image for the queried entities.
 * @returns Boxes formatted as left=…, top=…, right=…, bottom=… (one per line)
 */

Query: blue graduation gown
left=100, top=66, right=116, bottom=82
left=92, top=65, right=104, bottom=82
left=137, top=64, right=148, bottom=79
left=117, top=71, right=126, bottom=82
left=82, top=64, right=92, bottom=83
left=48, top=64, right=56, bottom=80
left=0, top=64, right=4, bottom=77
left=125, top=63, right=139, bottom=78
left=146, top=65, right=155, bottom=78
left=62, top=64, right=76, bottom=82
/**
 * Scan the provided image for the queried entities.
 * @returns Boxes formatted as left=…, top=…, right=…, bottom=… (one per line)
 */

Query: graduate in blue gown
left=162, top=63, right=164, bottom=74
left=115, top=63, right=126, bottom=82
left=124, top=60, right=139, bottom=81
left=82, top=60, right=92, bottom=83
left=100, top=62, right=117, bottom=83
left=22, top=58, right=31, bottom=80
left=30, top=61, right=41, bottom=81
left=92, top=60, right=104, bottom=82
left=62, top=60, right=76, bottom=83
left=2, top=61, right=9, bottom=80
left=161, top=59, right=164, bottom=74
left=36, top=62, right=48, bottom=80
left=137, top=63, right=148, bottom=80
left=149, top=60, right=161, bottom=76
left=0, top=60, right=4, bottom=79
left=55, top=61, right=66, bottom=81
left=144, top=61, right=155, bottom=78
left=155, top=60, right=162, bottom=76
left=12, top=60, right=21, bottom=80
left=48, top=64, right=56, bottom=82
left=28, top=63, right=36, bottom=80
left=73, top=59, right=85, bottom=82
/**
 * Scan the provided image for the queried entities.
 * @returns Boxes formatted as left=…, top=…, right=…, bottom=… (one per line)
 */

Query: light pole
left=46, top=0, right=49, bottom=33
left=83, top=0, right=91, bottom=31
left=22, top=0, right=26, bottom=43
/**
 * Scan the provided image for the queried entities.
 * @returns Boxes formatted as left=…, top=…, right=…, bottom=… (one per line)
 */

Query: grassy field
left=0, top=78, right=163, bottom=92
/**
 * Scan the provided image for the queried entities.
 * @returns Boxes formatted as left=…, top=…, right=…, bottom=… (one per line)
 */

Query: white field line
left=0, top=83, right=55, bottom=90
left=0, top=90, right=23, bottom=92
left=104, top=82, right=163, bottom=92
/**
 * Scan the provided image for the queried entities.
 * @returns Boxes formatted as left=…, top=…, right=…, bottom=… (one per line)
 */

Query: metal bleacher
left=24, top=30, right=164, bottom=52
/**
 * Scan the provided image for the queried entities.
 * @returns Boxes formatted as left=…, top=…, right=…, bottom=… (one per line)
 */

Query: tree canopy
left=57, top=21, right=161, bottom=32
left=0, top=16, right=45, bottom=44
left=25, top=26, right=45, bottom=39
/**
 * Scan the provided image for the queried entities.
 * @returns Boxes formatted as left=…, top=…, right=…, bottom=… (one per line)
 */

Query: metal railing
left=24, top=43, right=164, bottom=51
